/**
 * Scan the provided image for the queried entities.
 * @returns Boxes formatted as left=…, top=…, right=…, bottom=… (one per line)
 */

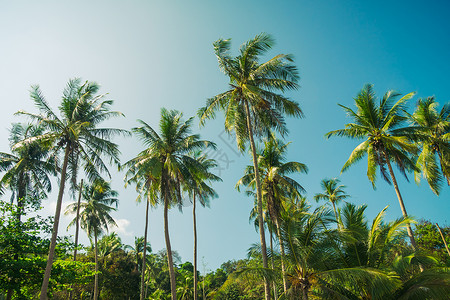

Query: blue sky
left=1, top=0, right=449, bottom=271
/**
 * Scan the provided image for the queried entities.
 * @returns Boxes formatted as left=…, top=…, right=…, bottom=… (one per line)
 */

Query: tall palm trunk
left=193, top=193, right=198, bottom=300
left=73, top=179, right=84, bottom=261
left=244, top=101, right=271, bottom=300
left=69, top=179, right=83, bottom=300
left=437, top=151, right=450, bottom=186
left=94, top=232, right=99, bottom=300
left=140, top=197, right=150, bottom=300
left=331, top=202, right=340, bottom=230
left=163, top=176, right=177, bottom=300
left=274, top=217, right=288, bottom=293
left=269, top=228, right=278, bottom=300
left=40, top=145, right=71, bottom=300
left=436, top=223, right=450, bottom=257
left=383, top=152, right=418, bottom=249
left=6, top=176, right=26, bottom=300
left=384, top=152, right=425, bottom=272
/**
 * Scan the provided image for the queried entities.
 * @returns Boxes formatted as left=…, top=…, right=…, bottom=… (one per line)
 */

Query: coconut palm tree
left=66, top=179, right=119, bottom=300
left=279, top=199, right=399, bottom=300
left=122, top=153, right=160, bottom=300
left=16, top=78, right=128, bottom=299
left=125, top=236, right=152, bottom=272
left=185, top=152, right=221, bottom=300
left=199, top=33, right=302, bottom=300
left=0, top=123, right=57, bottom=220
left=325, top=84, right=420, bottom=252
left=314, top=178, right=349, bottom=227
left=129, top=108, right=214, bottom=300
left=237, top=135, right=307, bottom=294
left=408, top=96, right=450, bottom=194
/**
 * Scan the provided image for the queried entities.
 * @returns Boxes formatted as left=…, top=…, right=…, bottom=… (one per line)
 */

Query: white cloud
left=112, top=218, right=133, bottom=237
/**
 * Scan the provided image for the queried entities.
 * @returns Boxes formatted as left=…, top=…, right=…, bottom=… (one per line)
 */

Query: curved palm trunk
left=193, top=193, right=198, bottom=300
left=274, top=217, right=288, bottom=293
left=163, top=184, right=177, bottom=300
left=140, top=197, right=150, bottom=300
left=383, top=153, right=418, bottom=249
left=40, top=145, right=71, bottom=300
left=94, top=232, right=99, bottom=300
left=384, top=152, right=424, bottom=272
left=436, top=223, right=450, bottom=257
left=244, top=101, right=271, bottom=300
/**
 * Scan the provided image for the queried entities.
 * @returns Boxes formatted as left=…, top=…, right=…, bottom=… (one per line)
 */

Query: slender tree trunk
left=244, top=101, right=271, bottom=300
left=302, top=288, right=309, bottom=300
left=68, top=179, right=83, bottom=300
left=193, top=193, right=198, bottom=300
left=73, top=179, right=84, bottom=261
left=164, top=184, right=177, bottom=300
left=6, top=178, right=26, bottom=300
left=94, top=232, right=99, bottom=300
left=383, top=153, right=418, bottom=249
left=275, top=218, right=288, bottom=294
left=140, top=197, right=150, bottom=300
left=436, top=223, right=450, bottom=257
left=269, top=228, right=278, bottom=300
left=384, top=152, right=424, bottom=272
left=437, top=151, right=450, bottom=186
left=40, top=145, right=71, bottom=300
left=331, top=202, right=340, bottom=230
left=6, top=289, right=13, bottom=300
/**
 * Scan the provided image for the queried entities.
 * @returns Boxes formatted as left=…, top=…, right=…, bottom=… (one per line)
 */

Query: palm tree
left=66, top=179, right=119, bottom=300
left=128, top=108, right=214, bottom=299
left=279, top=199, right=399, bottom=300
left=0, top=123, right=57, bottom=220
left=325, top=84, right=420, bottom=252
left=97, top=232, right=123, bottom=264
left=237, top=135, right=307, bottom=294
left=122, top=153, right=160, bottom=300
left=199, top=33, right=302, bottom=300
left=125, top=236, right=152, bottom=272
left=185, top=153, right=221, bottom=300
left=16, top=78, right=128, bottom=299
left=409, top=97, right=450, bottom=194
left=314, top=178, right=349, bottom=227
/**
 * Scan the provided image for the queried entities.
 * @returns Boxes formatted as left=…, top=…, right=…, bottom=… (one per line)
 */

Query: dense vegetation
left=0, top=33, right=449, bottom=299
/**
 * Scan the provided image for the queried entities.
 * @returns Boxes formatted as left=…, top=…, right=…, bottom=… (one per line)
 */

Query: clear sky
left=1, top=0, right=449, bottom=271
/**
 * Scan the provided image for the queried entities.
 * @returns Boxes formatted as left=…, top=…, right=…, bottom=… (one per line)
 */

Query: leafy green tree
left=129, top=109, right=214, bottom=299
left=199, top=32, right=302, bottom=300
left=0, top=123, right=57, bottom=219
left=409, top=97, right=450, bottom=193
left=65, top=179, right=118, bottom=300
left=326, top=84, right=420, bottom=251
left=16, top=78, right=127, bottom=299
left=314, top=178, right=349, bottom=228
left=237, top=135, right=307, bottom=294
left=0, top=201, right=94, bottom=299
left=415, top=220, right=450, bottom=264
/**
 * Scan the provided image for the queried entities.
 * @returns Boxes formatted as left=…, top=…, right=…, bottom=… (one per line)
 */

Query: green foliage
left=415, top=220, right=450, bottom=265
left=0, top=201, right=94, bottom=299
